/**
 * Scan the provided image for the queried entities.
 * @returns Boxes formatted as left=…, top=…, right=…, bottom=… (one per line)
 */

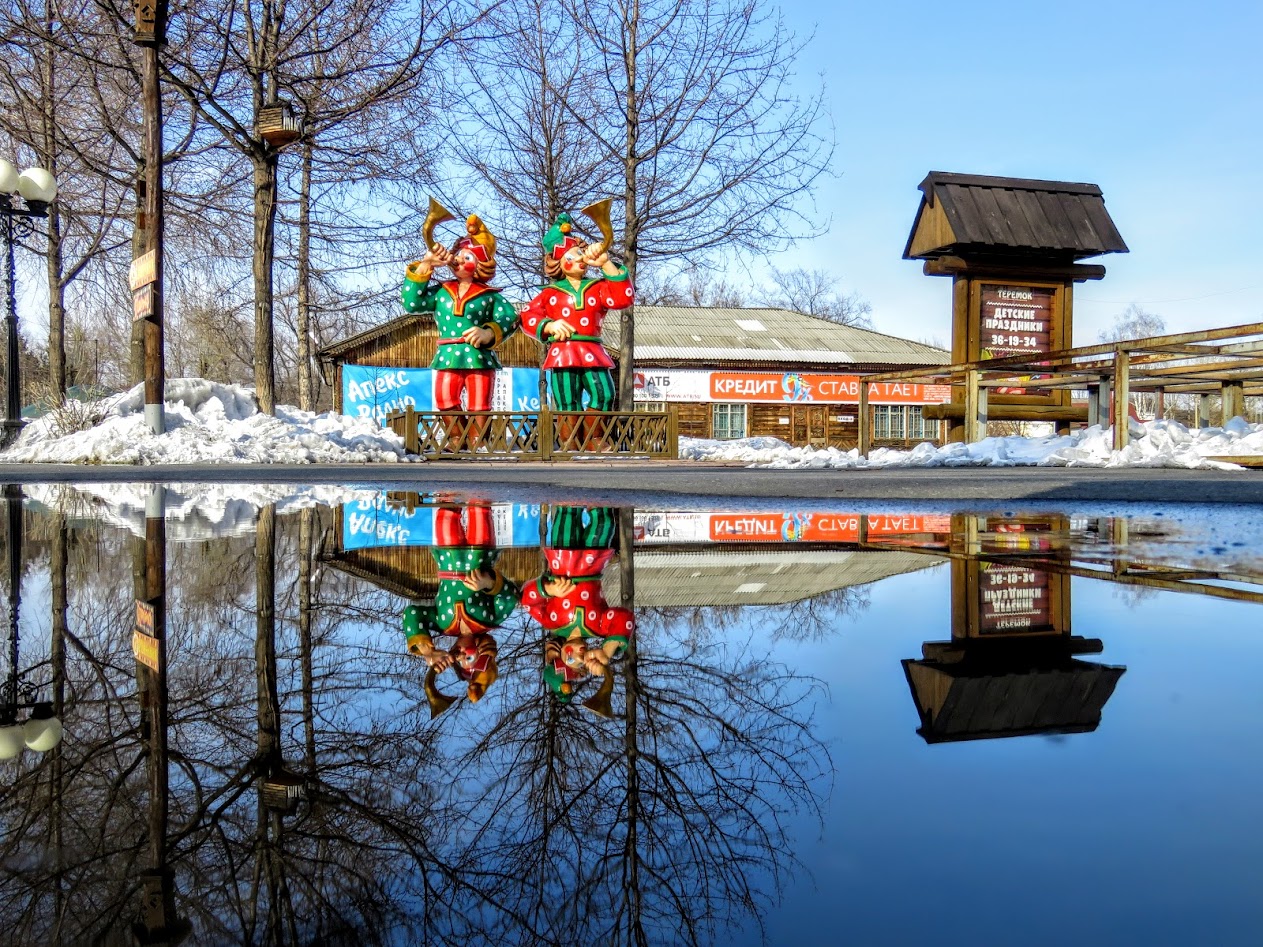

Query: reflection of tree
left=425, top=527, right=830, bottom=944
left=0, top=503, right=831, bottom=945
left=638, top=582, right=872, bottom=644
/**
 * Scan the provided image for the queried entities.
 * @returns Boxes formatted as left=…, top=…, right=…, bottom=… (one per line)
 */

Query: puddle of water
left=0, top=483, right=1260, bottom=945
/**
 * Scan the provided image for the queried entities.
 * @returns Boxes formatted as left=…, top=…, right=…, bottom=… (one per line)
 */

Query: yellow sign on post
left=132, top=629, right=160, bottom=671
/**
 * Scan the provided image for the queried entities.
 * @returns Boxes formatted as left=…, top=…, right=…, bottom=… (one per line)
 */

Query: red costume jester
left=401, top=215, right=519, bottom=412
left=403, top=502, right=519, bottom=706
left=520, top=212, right=634, bottom=411
left=520, top=506, right=634, bottom=706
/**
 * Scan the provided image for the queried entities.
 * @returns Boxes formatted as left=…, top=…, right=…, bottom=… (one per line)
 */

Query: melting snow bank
left=1, top=379, right=413, bottom=464
left=680, top=418, right=1263, bottom=469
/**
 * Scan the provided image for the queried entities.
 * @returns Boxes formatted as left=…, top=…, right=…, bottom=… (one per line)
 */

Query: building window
left=712, top=403, right=747, bottom=439
left=873, top=405, right=937, bottom=442
left=635, top=401, right=667, bottom=413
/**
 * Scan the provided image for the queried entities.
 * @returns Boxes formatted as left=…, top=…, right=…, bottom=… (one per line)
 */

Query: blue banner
left=343, top=495, right=542, bottom=550
left=342, top=365, right=541, bottom=422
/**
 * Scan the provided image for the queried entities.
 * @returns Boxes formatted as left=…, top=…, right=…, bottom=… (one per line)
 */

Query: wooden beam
left=922, top=255, right=1107, bottom=281
left=858, top=381, right=871, bottom=457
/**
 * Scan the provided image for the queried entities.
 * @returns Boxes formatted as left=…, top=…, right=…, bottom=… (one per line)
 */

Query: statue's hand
left=428, top=652, right=455, bottom=672
left=463, top=567, right=496, bottom=591
left=583, top=649, right=611, bottom=674
left=546, top=319, right=576, bottom=341
left=405, top=260, right=431, bottom=282
left=583, top=247, right=610, bottom=270
left=461, top=326, right=495, bottom=347
left=543, top=577, right=576, bottom=596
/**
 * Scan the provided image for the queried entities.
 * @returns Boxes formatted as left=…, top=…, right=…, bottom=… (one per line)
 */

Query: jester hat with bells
left=451, top=214, right=499, bottom=282
left=423, top=634, right=499, bottom=719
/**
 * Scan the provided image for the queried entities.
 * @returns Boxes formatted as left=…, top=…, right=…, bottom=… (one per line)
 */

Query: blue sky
left=767, top=1, right=1262, bottom=346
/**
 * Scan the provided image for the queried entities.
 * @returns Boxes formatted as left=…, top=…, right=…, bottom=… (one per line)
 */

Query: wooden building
left=616, top=306, right=951, bottom=448
left=317, top=304, right=951, bottom=448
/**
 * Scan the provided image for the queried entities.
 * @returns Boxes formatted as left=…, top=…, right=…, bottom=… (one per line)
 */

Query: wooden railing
left=385, top=408, right=679, bottom=460
left=857, top=322, right=1263, bottom=455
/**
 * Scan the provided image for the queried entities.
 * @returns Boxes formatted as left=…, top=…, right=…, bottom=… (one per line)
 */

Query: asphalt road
left=1, top=461, right=1261, bottom=504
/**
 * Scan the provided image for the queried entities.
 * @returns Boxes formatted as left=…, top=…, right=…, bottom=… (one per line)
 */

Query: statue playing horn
left=402, top=199, right=519, bottom=447
left=520, top=201, right=633, bottom=437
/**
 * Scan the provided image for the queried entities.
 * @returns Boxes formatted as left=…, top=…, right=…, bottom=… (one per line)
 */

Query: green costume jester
left=521, top=213, right=634, bottom=412
left=520, top=506, right=634, bottom=705
left=403, top=502, right=519, bottom=704
left=401, top=214, right=519, bottom=412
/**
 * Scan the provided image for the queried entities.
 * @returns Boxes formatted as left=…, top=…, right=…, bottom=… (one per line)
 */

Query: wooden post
left=1196, top=393, right=1211, bottom=429
left=964, top=369, right=982, bottom=443
left=403, top=406, right=418, bottom=454
left=1221, top=380, right=1245, bottom=423
left=540, top=409, right=553, bottom=461
left=858, top=381, right=871, bottom=456
left=1155, top=387, right=1165, bottom=420
left=667, top=406, right=678, bottom=459
left=1112, top=348, right=1130, bottom=451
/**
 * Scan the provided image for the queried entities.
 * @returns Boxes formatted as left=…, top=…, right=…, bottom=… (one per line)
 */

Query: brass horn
left=581, top=664, right=617, bottom=719
left=422, top=197, right=456, bottom=252
left=424, top=666, right=457, bottom=719
left=579, top=198, right=614, bottom=257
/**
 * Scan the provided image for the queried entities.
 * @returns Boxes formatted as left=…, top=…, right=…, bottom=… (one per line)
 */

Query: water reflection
left=0, top=486, right=1261, bottom=944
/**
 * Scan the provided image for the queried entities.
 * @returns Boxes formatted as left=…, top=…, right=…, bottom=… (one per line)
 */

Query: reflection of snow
left=680, top=418, right=1263, bottom=470
left=23, top=482, right=377, bottom=540
left=2, top=378, right=413, bottom=465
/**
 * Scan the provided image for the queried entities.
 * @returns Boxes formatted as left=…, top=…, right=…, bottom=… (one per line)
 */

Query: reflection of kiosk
left=903, top=515, right=1124, bottom=743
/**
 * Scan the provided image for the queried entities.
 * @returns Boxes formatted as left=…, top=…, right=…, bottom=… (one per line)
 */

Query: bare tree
left=1099, top=303, right=1167, bottom=419
left=758, top=265, right=872, bottom=327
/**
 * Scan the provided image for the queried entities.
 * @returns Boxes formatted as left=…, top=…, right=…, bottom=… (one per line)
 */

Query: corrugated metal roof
left=604, top=306, right=950, bottom=367
left=904, top=171, right=1129, bottom=260
left=602, top=548, right=938, bottom=608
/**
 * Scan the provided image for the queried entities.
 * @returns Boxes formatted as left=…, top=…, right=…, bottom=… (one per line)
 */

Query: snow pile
left=681, top=418, right=1263, bottom=470
left=1, top=379, right=413, bottom=465
left=23, top=481, right=379, bottom=539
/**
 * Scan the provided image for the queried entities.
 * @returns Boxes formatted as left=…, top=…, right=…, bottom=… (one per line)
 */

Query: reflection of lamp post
left=0, top=485, right=63, bottom=759
left=0, top=160, right=57, bottom=448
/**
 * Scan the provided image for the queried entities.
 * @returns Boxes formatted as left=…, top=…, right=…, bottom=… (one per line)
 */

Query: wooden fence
left=385, top=407, right=679, bottom=460
left=858, top=322, right=1263, bottom=455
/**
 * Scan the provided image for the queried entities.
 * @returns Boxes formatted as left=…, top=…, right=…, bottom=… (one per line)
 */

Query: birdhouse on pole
left=256, top=100, right=302, bottom=148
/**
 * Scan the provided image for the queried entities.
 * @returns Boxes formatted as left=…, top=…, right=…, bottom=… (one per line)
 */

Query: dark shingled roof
left=904, top=171, right=1129, bottom=261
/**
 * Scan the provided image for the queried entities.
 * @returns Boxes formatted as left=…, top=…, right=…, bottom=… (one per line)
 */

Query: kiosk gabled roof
left=904, top=171, right=1129, bottom=261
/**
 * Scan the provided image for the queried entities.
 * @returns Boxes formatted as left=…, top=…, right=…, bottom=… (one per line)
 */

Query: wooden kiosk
left=903, top=172, right=1128, bottom=438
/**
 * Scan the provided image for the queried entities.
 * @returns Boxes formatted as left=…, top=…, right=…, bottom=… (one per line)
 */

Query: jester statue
left=403, top=500, right=520, bottom=715
left=521, top=201, right=634, bottom=425
left=402, top=201, right=519, bottom=445
left=520, top=505, right=634, bottom=717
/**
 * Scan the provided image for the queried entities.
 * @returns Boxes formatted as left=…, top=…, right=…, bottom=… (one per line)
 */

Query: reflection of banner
left=632, top=511, right=952, bottom=544
left=342, top=365, right=541, bottom=423
left=343, top=498, right=542, bottom=550
left=633, top=368, right=950, bottom=405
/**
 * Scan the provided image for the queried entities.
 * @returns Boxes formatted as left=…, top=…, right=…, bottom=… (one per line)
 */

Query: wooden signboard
left=132, top=629, right=160, bottom=671
left=959, top=277, right=1069, bottom=406
left=132, top=284, right=154, bottom=321
left=135, top=599, right=155, bottom=635
left=129, top=249, right=157, bottom=291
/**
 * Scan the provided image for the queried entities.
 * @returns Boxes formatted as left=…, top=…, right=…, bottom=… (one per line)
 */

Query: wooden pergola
left=858, top=322, right=1263, bottom=454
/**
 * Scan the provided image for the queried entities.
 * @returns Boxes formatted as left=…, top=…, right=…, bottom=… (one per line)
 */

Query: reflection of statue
left=521, top=205, right=633, bottom=413
left=521, top=506, right=633, bottom=708
left=403, top=503, right=519, bottom=706
left=401, top=209, right=519, bottom=417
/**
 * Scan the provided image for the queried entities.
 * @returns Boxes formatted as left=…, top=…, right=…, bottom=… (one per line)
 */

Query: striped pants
left=549, top=368, right=615, bottom=411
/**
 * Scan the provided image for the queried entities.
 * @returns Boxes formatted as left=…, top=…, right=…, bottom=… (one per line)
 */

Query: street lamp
left=0, top=159, right=58, bottom=448
left=0, top=484, right=63, bottom=760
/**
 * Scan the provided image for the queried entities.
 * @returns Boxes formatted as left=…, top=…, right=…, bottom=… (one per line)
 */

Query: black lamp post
left=0, top=159, right=57, bottom=449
